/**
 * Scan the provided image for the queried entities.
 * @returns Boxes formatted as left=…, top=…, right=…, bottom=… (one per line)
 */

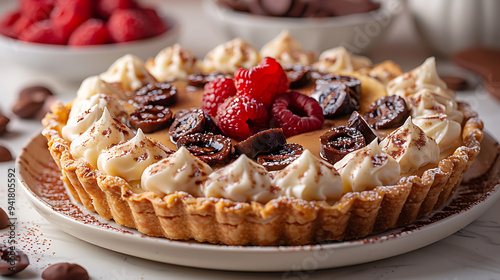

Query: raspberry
left=201, top=77, right=237, bottom=118
left=271, top=91, right=324, bottom=137
left=11, top=16, right=34, bottom=39
left=234, top=57, right=289, bottom=108
left=18, top=20, right=65, bottom=44
left=68, top=19, right=110, bottom=46
left=51, top=0, right=93, bottom=42
left=0, top=11, right=21, bottom=38
left=96, top=0, right=135, bottom=19
left=107, top=9, right=149, bottom=43
left=140, top=7, right=168, bottom=37
left=216, top=96, right=269, bottom=141
left=21, top=0, right=53, bottom=22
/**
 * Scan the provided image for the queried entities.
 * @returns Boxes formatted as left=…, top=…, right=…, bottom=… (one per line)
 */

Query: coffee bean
left=42, top=263, right=89, bottom=280
left=0, top=146, right=12, bottom=162
left=12, top=86, right=53, bottom=119
left=440, top=75, right=468, bottom=91
left=0, top=207, right=9, bottom=229
left=0, top=114, right=9, bottom=134
left=0, top=245, right=30, bottom=276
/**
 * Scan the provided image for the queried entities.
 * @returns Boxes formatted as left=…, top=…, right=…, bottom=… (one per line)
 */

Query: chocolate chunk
left=0, top=245, right=29, bottom=276
left=0, top=146, right=13, bottom=162
left=235, top=128, right=287, bottom=158
left=0, top=207, right=9, bottom=229
left=364, top=95, right=409, bottom=129
left=311, top=82, right=360, bottom=118
left=284, top=64, right=311, bottom=89
left=177, top=133, right=232, bottom=165
left=347, top=111, right=378, bottom=144
left=133, top=82, right=178, bottom=107
left=169, top=108, right=206, bottom=143
left=187, top=72, right=231, bottom=89
left=12, top=86, right=53, bottom=119
left=257, top=143, right=303, bottom=171
left=320, top=126, right=365, bottom=164
left=441, top=75, right=468, bottom=91
left=0, top=114, right=9, bottom=134
left=453, top=48, right=500, bottom=100
left=129, top=105, right=173, bottom=133
left=42, top=263, right=89, bottom=280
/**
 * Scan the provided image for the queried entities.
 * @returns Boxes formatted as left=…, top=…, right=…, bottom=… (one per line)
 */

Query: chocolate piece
left=0, top=244, right=29, bottom=276
left=177, top=132, right=232, bottom=165
left=311, top=82, right=360, bottom=118
left=0, top=114, right=9, bottom=134
left=283, top=64, right=311, bottom=89
left=347, top=111, right=378, bottom=144
left=0, top=207, right=9, bottom=229
left=187, top=72, right=231, bottom=89
left=0, top=146, right=13, bottom=162
left=315, top=74, right=362, bottom=100
left=440, top=75, right=468, bottom=91
left=169, top=108, right=206, bottom=143
left=235, top=128, right=287, bottom=159
left=320, top=126, right=365, bottom=164
left=453, top=47, right=500, bottom=100
left=129, top=105, right=173, bottom=133
left=42, top=262, right=89, bottom=280
left=364, top=95, right=409, bottom=129
left=12, top=86, right=53, bottom=119
left=133, top=82, right=178, bottom=107
left=204, top=114, right=221, bottom=134
left=257, top=143, right=303, bottom=171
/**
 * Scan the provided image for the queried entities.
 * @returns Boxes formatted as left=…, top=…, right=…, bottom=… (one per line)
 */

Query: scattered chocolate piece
left=187, top=72, right=231, bottom=88
left=453, top=47, right=500, bottom=100
left=42, top=262, right=89, bottom=280
left=0, top=114, right=9, bottom=134
left=0, top=207, right=9, bottom=229
left=234, top=128, right=287, bottom=159
left=347, top=111, right=378, bottom=144
left=12, top=85, right=53, bottom=119
left=169, top=108, right=206, bottom=143
left=441, top=75, right=468, bottom=91
left=204, top=114, right=221, bottom=134
left=283, top=64, right=311, bottom=89
left=364, top=95, right=409, bottom=129
left=129, top=105, right=173, bottom=133
left=0, top=146, right=13, bottom=162
left=133, top=82, right=178, bottom=107
left=320, top=126, right=365, bottom=164
left=311, top=82, right=360, bottom=118
left=0, top=244, right=29, bottom=276
left=257, top=143, right=303, bottom=171
left=177, top=133, right=232, bottom=165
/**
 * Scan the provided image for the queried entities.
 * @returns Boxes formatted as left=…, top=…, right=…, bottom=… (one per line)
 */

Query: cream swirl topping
left=97, top=129, right=170, bottom=184
left=380, top=117, right=439, bottom=173
left=334, top=140, right=401, bottom=192
left=68, top=93, right=128, bottom=124
left=70, top=108, right=133, bottom=167
left=146, top=44, right=200, bottom=82
left=387, top=57, right=452, bottom=99
left=314, top=46, right=372, bottom=73
left=63, top=105, right=103, bottom=142
left=273, top=150, right=343, bottom=202
left=413, top=113, right=462, bottom=151
left=141, top=147, right=212, bottom=197
left=201, top=38, right=261, bottom=74
left=409, top=89, right=464, bottom=124
left=260, top=30, right=317, bottom=65
left=75, top=75, right=128, bottom=102
left=100, top=54, right=156, bottom=92
left=203, top=155, right=277, bottom=203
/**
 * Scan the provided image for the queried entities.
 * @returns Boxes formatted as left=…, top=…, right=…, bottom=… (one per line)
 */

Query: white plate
left=16, top=132, right=500, bottom=272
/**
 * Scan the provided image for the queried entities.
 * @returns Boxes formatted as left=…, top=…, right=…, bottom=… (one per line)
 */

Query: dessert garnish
left=283, top=63, right=311, bottom=89
left=12, top=85, right=53, bottom=119
left=176, top=132, right=232, bottom=165
left=346, top=111, right=378, bottom=144
left=201, top=77, right=237, bottom=117
left=320, top=126, right=365, bottom=164
left=0, top=145, right=13, bottom=162
left=133, top=82, right=178, bottom=107
left=169, top=108, right=206, bottom=143
left=0, top=113, right=9, bottom=134
left=146, top=44, right=200, bottom=82
left=364, top=95, right=409, bottom=129
left=256, top=143, right=304, bottom=171
left=188, top=72, right=231, bottom=88
left=0, top=244, right=29, bottom=276
left=234, top=128, right=287, bottom=159
left=129, top=105, right=173, bottom=133
left=0, top=207, right=9, bottom=229
left=41, top=262, right=89, bottom=280
left=311, top=82, right=360, bottom=118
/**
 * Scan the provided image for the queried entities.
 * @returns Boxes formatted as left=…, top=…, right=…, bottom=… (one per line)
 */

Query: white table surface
left=1, top=1, right=500, bottom=279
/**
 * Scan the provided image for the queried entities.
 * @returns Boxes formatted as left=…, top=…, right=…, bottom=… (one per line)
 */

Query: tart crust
left=42, top=101, right=483, bottom=246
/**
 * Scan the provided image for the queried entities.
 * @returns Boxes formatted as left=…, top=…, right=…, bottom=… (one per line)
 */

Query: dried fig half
left=169, top=108, right=206, bottom=143
left=311, top=82, right=360, bottom=118
left=256, top=143, right=304, bottom=171
left=283, top=64, right=311, bottom=89
left=133, top=82, right=178, bottom=107
left=347, top=111, right=378, bottom=144
left=364, top=95, right=409, bottom=129
left=177, top=133, right=232, bottom=165
left=234, top=128, right=287, bottom=159
left=187, top=72, right=231, bottom=88
left=129, top=105, right=173, bottom=133
left=320, top=126, right=365, bottom=164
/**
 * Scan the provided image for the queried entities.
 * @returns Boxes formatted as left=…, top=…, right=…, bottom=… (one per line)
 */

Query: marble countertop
left=0, top=1, right=499, bottom=279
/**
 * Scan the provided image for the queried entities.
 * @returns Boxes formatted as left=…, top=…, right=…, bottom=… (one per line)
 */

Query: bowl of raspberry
left=204, top=0, right=399, bottom=54
left=0, top=0, right=179, bottom=81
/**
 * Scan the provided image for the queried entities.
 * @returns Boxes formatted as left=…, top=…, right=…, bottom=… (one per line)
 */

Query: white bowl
left=204, top=0, right=400, bottom=54
left=0, top=16, right=180, bottom=82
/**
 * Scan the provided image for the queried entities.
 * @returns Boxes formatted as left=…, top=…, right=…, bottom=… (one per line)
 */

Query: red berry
left=234, top=57, right=289, bottom=108
left=51, top=0, right=93, bottom=42
left=0, top=11, right=21, bottom=38
left=20, top=0, right=53, bottom=22
left=107, top=9, right=149, bottom=43
left=216, top=96, right=269, bottom=141
left=11, top=16, right=34, bottom=39
left=18, top=20, right=65, bottom=44
left=96, top=0, right=135, bottom=19
left=68, top=19, right=110, bottom=46
left=140, top=8, right=168, bottom=37
left=270, top=91, right=324, bottom=137
left=202, top=77, right=237, bottom=118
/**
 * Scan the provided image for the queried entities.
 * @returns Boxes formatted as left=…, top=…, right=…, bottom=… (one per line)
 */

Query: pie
left=42, top=31, right=483, bottom=246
